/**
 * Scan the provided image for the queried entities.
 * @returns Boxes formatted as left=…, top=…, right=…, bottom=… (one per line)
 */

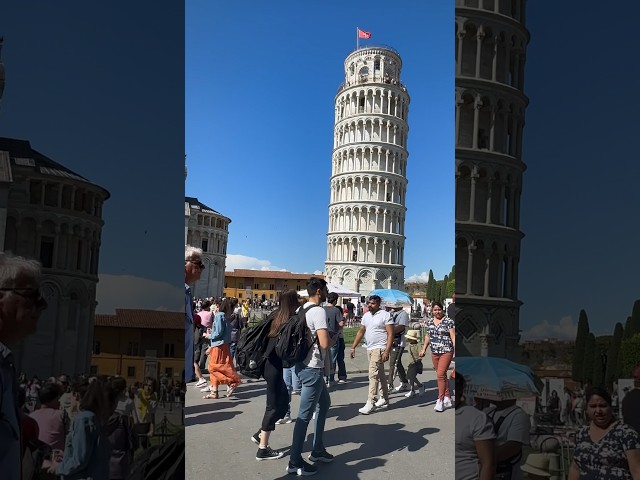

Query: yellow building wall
left=91, top=326, right=183, bottom=383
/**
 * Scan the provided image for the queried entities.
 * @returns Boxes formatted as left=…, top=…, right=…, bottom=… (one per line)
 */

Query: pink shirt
left=29, top=406, right=68, bottom=451
left=198, top=310, right=213, bottom=328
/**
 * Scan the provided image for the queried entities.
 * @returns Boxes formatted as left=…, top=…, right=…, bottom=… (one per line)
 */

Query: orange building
left=223, top=269, right=325, bottom=302
left=91, top=309, right=184, bottom=384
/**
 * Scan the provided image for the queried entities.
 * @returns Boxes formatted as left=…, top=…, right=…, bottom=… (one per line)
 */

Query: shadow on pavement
left=185, top=409, right=244, bottom=426
left=184, top=399, right=250, bottom=415
left=270, top=423, right=438, bottom=479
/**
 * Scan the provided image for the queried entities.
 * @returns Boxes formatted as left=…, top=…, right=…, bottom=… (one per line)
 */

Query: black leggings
left=261, top=356, right=289, bottom=432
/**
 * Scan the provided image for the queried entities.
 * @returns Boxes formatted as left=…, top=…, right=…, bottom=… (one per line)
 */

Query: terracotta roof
left=95, top=309, right=182, bottom=329
left=225, top=269, right=325, bottom=280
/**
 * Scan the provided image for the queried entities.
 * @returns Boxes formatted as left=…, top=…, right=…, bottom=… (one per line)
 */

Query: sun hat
left=405, top=330, right=421, bottom=342
left=520, top=453, right=551, bottom=477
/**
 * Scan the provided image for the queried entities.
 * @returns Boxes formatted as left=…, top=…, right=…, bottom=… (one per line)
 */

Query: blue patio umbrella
left=455, top=356, right=543, bottom=401
left=367, top=288, right=413, bottom=307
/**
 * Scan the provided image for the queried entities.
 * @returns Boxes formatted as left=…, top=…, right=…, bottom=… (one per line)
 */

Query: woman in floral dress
left=419, top=301, right=455, bottom=412
left=569, top=386, right=640, bottom=479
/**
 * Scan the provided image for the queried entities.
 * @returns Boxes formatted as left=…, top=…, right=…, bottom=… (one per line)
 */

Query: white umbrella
left=297, top=283, right=360, bottom=298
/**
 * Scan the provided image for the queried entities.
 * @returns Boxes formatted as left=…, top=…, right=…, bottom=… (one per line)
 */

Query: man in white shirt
left=350, top=295, right=394, bottom=414
left=287, top=277, right=335, bottom=476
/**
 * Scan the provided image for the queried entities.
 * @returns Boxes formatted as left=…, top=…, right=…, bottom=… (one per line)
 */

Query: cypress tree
left=592, top=346, right=606, bottom=388
left=606, top=322, right=624, bottom=390
left=583, top=333, right=596, bottom=385
left=427, top=269, right=436, bottom=301
left=630, top=300, right=640, bottom=337
left=624, top=316, right=633, bottom=340
left=572, top=310, right=590, bottom=382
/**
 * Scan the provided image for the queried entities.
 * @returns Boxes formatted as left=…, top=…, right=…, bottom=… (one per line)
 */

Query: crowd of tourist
left=16, top=371, right=182, bottom=479
left=184, top=246, right=455, bottom=476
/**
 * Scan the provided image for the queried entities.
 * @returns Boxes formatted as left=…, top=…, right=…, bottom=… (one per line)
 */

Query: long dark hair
left=269, top=290, right=300, bottom=337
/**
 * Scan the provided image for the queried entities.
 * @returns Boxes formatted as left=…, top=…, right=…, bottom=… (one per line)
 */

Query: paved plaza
left=185, top=351, right=454, bottom=479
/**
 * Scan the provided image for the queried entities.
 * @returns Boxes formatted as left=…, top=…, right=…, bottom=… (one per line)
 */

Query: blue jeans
left=329, top=338, right=347, bottom=382
left=185, top=321, right=194, bottom=382
left=290, top=365, right=330, bottom=463
left=283, top=366, right=301, bottom=417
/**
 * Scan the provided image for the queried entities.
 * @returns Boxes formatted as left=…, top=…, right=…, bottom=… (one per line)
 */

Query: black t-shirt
left=622, top=388, right=640, bottom=433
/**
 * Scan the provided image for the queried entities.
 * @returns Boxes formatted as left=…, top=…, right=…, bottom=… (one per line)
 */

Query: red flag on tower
left=357, top=28, right=371, bottom=39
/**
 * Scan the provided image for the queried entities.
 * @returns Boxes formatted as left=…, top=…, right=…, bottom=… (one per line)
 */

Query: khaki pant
left=367, top=348, right=388, bottom=403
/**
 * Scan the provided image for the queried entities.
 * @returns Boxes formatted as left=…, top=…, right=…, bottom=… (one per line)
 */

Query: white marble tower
left=324, top=46, right=410, bottom=296
left=455, top=0, right=529, bottom=359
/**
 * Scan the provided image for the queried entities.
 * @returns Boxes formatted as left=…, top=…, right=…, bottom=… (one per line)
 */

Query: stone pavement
left=185, top=349, right=454, bottom=480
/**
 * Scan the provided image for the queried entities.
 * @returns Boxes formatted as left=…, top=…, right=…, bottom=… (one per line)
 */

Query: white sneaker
left=275, top=416, right=292, bottom=425
left=374, top=398, right=389, bottom=409
left=358, top=401, right=376, bottom=415
left=393, top=383, right=409, bottom=393
left=199, top=386, right=211, bottom=393
left=405, top=390, right=417, bottom=398
left=434, top=399, right=444, bottom=412
left=443, top=396, right=453, bottom=409
left=194, top=378, right=207, bottom=388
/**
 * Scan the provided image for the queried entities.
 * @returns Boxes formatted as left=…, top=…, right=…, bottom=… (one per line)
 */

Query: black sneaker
left=308, top=449, right=334, bottom=463
left=286, top=459, right=318, bottom=476
left=256, top=446, right=284, bottom=461
left=251, top=430, right=261, bottom=445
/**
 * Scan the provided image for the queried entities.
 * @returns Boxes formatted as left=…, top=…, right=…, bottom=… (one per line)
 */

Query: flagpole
left=356, top=26, right=359, bottom=50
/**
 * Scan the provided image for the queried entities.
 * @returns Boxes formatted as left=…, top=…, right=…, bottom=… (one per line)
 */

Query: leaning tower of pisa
left=455, top=0, right=530, bottom=359
left=324, top=46, right=410, bottom=297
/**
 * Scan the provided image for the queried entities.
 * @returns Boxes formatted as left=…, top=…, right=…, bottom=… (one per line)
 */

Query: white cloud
left=405, top=272, right=429, bottom=283
left=225, top=254, right=286, bottom=272
left=521, top=316, right=577, bottom=341
left=96, top=274, right=183, bottom=314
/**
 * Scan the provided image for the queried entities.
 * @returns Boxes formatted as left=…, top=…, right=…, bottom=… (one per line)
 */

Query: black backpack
left=274, top=304, right=321, bottom=368
left=235, top=315, right=273, bottom=379
left=488, top=406, right=522, bottom=477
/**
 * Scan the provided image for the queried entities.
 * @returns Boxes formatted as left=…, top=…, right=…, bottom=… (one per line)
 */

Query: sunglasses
left=0, top=288, right=47, bottom=307
left=187, top=260, right=205, bottom=270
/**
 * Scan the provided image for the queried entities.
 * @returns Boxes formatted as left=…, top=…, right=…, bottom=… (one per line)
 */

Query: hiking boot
left=434, top=399, right=444, bottom=412
left=275, top=416, right=292, bottom=425
left=256, top=446, right=284, bottom=461
left=308, top=449, right=334, bottom=463
left=287, top=459, right=318, bottom=476
left=358, top=401, right=376, bottom=415
left=443, top=396, right=453, bottom=409
left=374, top=398, right=389, bottom=409
left=251, top=430, right=261, bottom=445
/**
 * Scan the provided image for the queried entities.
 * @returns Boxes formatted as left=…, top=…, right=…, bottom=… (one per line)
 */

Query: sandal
left=226, top=384, right=238, bottom=397
left=203, top=392, right=219, bottom=399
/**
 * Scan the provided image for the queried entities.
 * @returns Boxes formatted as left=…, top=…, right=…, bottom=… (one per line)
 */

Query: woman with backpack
left=203, top=298, right=242, bottom=399
left=250, top=289, right=299, bottom=461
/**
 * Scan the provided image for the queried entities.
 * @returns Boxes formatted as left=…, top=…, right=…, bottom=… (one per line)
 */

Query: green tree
left=572, top=310, right=590, bottom=383
left=624, top=316, right=634, bottom=340
left=621, top=333, right=640, bottom=377
left=582, top=333, right=596, bottom=385
left=426, top=269, right=436, bottom=301
left=630, top=300, right=640, bottom=337
left=606, top=323, right=624, bottom=389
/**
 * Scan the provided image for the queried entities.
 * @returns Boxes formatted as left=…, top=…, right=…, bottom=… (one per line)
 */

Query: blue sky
left=0, top=2, right=185, bottom=313
left=186, top=0, right=454, bottom=282
left=518, top=4, right=640, bottom=339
